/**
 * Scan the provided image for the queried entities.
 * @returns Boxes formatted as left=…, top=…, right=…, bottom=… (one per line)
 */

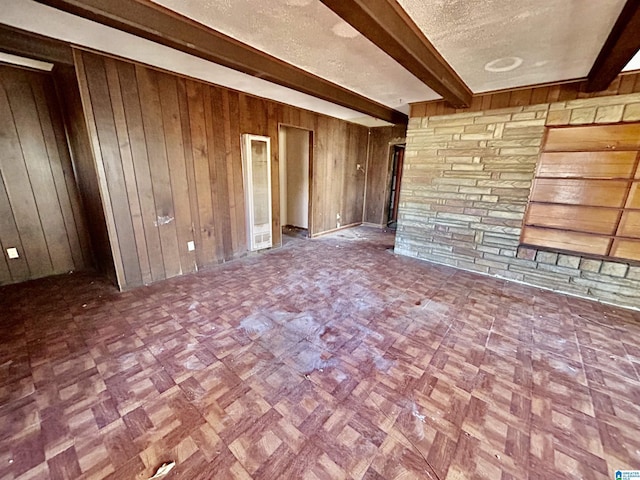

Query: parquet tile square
left=2, top=227, right=640, bottom=479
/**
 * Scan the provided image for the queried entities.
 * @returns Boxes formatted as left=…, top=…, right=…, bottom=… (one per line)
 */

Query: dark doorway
left=387, top=144, right=405, bottom=229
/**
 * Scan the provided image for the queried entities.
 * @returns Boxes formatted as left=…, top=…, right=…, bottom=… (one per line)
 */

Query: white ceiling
left=398, top=0, right=629, bottom=92
left=0, top=0, right=395, bottom=126
left=150, top=0, right=440, bottom=110
left=1, top=0, right=638, bottom=124
left=148, top=0, right=637, bottom=104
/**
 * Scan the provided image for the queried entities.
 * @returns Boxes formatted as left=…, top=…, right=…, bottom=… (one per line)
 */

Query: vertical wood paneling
left=136, top=66, right=181, bottom=279
left=0, top=170, right=30, bottom=281
left=157, top=74, right=196, bottom=275
left=0, top=236, right=10, bottom=282
left=267, top=101, right=281, bottom=245
left=221, top=90, right=236, bottom=251
left=34, top=78, right=88, bottom=269
left=202, top=87, right=225, bottom=261
left=314, top=115, right=328, bottom=233
left=185, top=80, right=217, bottom=264
left=177, top=78, right=202, bottom=266
left=0, top=65, right=92, bottom=285
left=104, top=58, right=152, bottom=285
left=344, top=126, right=356, bottom=225
left=363, top=125, right=407, bottom=225
left=76, top=50, right=370, bottom=289
left=353, top=127, right=367, bottom=224
left=227, top=91, right=246, bottom=254
left=83, top=53, right=143, bottom=287
left=0, top=77, right=50, bottom=279
left=410, top=71, right=640, bottom=118
left=117, top=61, right=164, bottom=283
left=344, top=124, right=367, bottom=226
left=6, top=71, right=73, bottom=273
left=55, top=65, right=115, bottom=283
left=74, top=51, right=127, bottom=286
left=331, top=119, right=345, bottom=230
left=209, top=87, right=234, bottom=259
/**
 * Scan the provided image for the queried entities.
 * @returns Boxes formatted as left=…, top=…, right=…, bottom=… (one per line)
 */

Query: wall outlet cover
left=7, top=247, right=19, bottom=259
left=187, top=241, right=195, bottom=251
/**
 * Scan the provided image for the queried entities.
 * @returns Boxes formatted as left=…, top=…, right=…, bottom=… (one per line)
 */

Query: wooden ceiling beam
left=319, top=0, right=472, bottom=108
left=0, top=24, right=73, bottom=65
left=587, top=0, right=640, bottom=92
left=31, top=0, right=407, bottom=124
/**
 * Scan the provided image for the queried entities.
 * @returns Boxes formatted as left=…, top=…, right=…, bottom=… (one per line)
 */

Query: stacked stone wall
left=396, top=92, right=640, bottom=309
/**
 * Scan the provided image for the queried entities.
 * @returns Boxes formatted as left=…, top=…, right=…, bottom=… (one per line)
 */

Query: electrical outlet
left=7, top=248, right=19, bottom=259
left=187, top=241, right=195, bottom=252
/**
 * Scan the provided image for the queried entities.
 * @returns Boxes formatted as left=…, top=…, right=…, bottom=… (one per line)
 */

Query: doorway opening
left=279, top=125, right=312, bottom=243
left=387, top=144, right=405, bottom=229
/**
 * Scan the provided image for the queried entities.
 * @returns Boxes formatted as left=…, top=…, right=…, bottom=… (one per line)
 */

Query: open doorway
left=279, top=125, right=312, bottom=242
left=387, top=144, right=405, bottom=229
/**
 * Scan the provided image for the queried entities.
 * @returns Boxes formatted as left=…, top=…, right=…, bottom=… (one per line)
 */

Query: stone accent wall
left=396, top=92, right=640, bottom=310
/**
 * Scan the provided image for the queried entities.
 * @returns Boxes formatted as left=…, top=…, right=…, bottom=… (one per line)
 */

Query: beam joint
left=587, top=0, right=640, bottom=92
left=320, top=0, right=472, bottom=108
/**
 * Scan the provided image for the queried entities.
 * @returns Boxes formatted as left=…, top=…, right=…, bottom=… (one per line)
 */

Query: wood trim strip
left=0, top=24, right=73, bottom=65
left=410, top=72, right=640, bottom=118
left=33, top=0, right=407, bottom=124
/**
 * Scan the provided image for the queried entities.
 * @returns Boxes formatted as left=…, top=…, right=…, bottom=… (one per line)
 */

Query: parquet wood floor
left=1, top=227, right=639, bottom=479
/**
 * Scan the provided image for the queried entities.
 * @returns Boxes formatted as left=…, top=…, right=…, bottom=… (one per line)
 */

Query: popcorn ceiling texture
left=395, top=92, right=640, bottom=310
left=152, top=0, right=629, bottom=101
left=150, top=0, right=438, bottom=108
left=397, top=0, right=627, bottom=92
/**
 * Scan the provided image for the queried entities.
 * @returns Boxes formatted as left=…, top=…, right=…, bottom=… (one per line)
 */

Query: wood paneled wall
left=54, top=65, right=116, bottom=284
left=0, top=65, right=91, bottom=285
left=363, top=125, right=406, bottom=225
left=521, top=122, right=640, bottom=261
left=74, top=50, right=370, bottom=289
left=410, top=71, right=640, bottom=118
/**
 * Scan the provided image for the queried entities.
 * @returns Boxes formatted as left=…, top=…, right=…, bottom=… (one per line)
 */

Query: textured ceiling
left=150, top=0, right=440, bottom=110
left=149, top=0, right=635, bottom=106
left=0, top=0, right=394, bottom=126
left=1, top=0, right=638, bottom=125
left=397, top=0, right=628, bottom=92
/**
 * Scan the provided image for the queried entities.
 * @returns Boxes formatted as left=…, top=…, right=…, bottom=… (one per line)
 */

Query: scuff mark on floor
left=412, top=410, right=426, bottom=423
left=373, top=355, right=394, bottom=372
left=239, top=313, right=273, bottom=337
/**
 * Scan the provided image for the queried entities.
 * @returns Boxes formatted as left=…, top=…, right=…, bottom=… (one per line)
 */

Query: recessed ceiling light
left=484, top=56, right=523, bottom=73
left=332, top=21, right=360, bottom=39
